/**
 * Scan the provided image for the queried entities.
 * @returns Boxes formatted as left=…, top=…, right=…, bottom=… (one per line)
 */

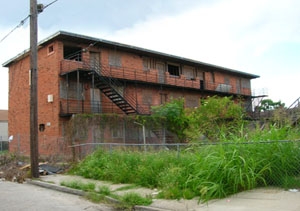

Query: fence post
left=17, top=134, right=20, bottom=156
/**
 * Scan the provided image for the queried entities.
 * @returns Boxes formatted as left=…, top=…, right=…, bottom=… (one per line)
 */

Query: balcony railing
left=60, top=99, right=153, bottom=116
left=60, top=59, right=252, bottom=96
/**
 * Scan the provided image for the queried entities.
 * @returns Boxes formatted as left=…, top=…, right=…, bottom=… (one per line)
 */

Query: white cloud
left=1, top=0, right=300, bottom=109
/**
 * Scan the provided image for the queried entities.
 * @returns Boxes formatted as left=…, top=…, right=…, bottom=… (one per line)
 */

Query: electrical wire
left=0, top=0, right=58, bottom=44
left=43, top=0, right=58, bottom=10
left=0, top=15, right=30, bottom=43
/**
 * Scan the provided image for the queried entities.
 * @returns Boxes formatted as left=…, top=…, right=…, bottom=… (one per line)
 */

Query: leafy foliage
left=66, top=96, right=300, bottom=203
left=151, top=98, right=189, bottom=142
left=185, top=96, right=246, bottom=141
left=259, top=99, right=285, bottom=111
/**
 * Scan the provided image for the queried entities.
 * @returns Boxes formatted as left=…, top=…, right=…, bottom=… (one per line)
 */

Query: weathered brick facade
left=3, top=31, right=259, bottom=157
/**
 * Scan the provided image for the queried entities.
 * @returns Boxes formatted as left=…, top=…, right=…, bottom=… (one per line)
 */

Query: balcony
left=60, top=59, right=252, bottom=96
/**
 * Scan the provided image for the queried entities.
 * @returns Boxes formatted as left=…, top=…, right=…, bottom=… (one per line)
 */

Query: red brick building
left=3, top=31, right=259, bottom=157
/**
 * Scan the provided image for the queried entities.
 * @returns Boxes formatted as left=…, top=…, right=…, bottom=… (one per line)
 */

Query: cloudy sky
left=0, top=0, right=299, bottom=110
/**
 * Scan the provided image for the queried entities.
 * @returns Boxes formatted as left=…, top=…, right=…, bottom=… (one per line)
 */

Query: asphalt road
left=0, top=181, right=114, bottom=211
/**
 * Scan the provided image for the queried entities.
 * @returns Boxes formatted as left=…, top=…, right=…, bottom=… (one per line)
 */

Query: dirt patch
left=0, top=153, right=71, bottom=183
left=0, top=154, right=27, bottom=183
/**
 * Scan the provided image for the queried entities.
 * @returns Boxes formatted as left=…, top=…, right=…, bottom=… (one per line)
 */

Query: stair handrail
left=87, top=60, right=147, bottom=114
left=287, top=97, right=300, bottom=109
left=286, top=97, right=300, bottom=125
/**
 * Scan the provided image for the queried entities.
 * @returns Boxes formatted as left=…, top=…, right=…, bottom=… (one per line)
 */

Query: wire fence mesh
left=69, top=140, right=300, bottom=189
left=5, top=132, right=300, bottom=189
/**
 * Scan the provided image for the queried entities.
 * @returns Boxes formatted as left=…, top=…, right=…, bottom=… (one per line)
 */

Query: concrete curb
left=134, top=206, right=172, bottom=211
left=26, top=178, right=172, bottom=211
left=26, top=179, right=86, bottom=196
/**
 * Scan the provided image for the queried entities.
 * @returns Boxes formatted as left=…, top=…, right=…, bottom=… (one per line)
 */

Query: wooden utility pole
left=30, top=0, right=39, bottom=178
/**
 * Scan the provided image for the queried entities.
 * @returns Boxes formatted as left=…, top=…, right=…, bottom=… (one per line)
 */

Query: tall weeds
left=69, top=125, right=300, bottom=202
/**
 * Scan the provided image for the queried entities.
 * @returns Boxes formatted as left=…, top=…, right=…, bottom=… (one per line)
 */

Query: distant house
left=3, top=31, right=259, bottom=157
left=0, top=110, right=8, bottom=151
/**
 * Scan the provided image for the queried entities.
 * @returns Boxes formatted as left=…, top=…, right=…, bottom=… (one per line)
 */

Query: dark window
left=63, top=46, right=82, bottom=61
left=48, top=45, right=54, bottom=54
left=168, top=64, right=180, bottom=76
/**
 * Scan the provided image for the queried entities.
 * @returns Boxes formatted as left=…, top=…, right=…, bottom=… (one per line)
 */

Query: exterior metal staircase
left=287, top=97, right=300, bottom=125
left=94, top=77, right=137, bottom=114
left=88, top=61, right=141, bottom=115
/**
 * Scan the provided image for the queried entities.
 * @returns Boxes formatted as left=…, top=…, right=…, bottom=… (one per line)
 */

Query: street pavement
left=1, top=174, right=300, bottom=211
left=0, top=180, right=113, bottom=211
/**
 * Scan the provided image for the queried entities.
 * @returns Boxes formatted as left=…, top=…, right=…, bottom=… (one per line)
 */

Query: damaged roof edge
left=2, top=30, right=259, bottom=79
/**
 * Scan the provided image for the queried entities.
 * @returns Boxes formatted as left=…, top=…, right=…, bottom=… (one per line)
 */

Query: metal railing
left=60, top=99, right=153, bottom=116
left=60, top=58, right=252, bottom=96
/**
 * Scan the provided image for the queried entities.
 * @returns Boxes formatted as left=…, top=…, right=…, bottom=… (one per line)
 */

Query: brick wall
left=8, top=41, right=64, bottom=156
left=7, top=39, right=253, bottom=157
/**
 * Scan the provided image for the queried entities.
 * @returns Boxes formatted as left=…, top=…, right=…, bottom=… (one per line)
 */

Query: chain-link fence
left=8, top=134, right=71, bottom=161
left=69, top=140, right=300, bottom=189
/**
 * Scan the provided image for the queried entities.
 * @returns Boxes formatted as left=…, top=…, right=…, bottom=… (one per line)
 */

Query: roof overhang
left=3, top=31, right=259, bottom=79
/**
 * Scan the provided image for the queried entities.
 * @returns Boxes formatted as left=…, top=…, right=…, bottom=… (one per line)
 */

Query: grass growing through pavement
left=60, top=180, right=152, bottom=208
left=60, top=180, right=96, bottom=191
left=69, top=125, right=300, bottom=202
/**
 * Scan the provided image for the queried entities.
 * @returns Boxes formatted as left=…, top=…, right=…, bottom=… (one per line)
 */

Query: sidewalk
left=28, top=174, right=300, bottom=211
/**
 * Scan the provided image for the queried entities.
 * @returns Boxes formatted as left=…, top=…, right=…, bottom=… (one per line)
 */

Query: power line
left=0, top=0, right=58, bottom=44
left=0, top=15, right=30, bottom=43
left=43, top=0, right=58, bottom=10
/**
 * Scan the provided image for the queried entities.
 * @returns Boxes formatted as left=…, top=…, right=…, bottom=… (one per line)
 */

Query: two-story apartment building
left=3, top=31, right=259, bottom=157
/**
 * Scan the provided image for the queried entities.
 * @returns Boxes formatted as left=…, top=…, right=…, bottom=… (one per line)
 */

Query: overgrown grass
left=60, top=179, right=152, bottom=209
left=60, top=180, right=96, bottom=191
left=69, top=125, right=300, bottom=202
left=120, top=192, right=152, bottom=207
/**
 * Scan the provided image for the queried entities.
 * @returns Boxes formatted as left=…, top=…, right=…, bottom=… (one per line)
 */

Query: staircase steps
left=93, top=71, right=138, bottom=115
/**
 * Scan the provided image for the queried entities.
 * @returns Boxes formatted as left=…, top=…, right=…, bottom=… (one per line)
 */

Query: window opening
left=168, top=64, right=180, bottom=76
left=63, top=46, right=82, bottom=61
left=48, top=45, right=54, bottom=54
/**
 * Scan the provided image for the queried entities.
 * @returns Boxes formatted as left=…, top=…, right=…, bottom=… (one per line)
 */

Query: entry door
left=156, top=63, right=165, bottom=84
left=90, top=52, right=101, bottom=74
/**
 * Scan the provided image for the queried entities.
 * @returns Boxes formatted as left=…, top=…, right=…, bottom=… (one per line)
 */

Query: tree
left=259, top=99, right=285, bottom=111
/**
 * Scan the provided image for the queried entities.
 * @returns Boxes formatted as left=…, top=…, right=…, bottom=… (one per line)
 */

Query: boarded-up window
left=109, top=51, right=121, bottom=67
left=183, top=66, right=195, bottom=79
left=236, top=79, right=241, bottom=94
left=210, top=72, right=215, bottom=83
left=241, top=78, right=250, bottom=89
left=112, top=124, right=123, bottom=138
left=196, top=69, right=204, bottom=80
left=185, top=96, right=199, bottom=108
left=143, top=57, right=150, bottom=71
left=60, top=80, right=83, bottom=100
left=142, top=90, right=152, bottom=104
left=224, top=76, right=230, bottom=85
